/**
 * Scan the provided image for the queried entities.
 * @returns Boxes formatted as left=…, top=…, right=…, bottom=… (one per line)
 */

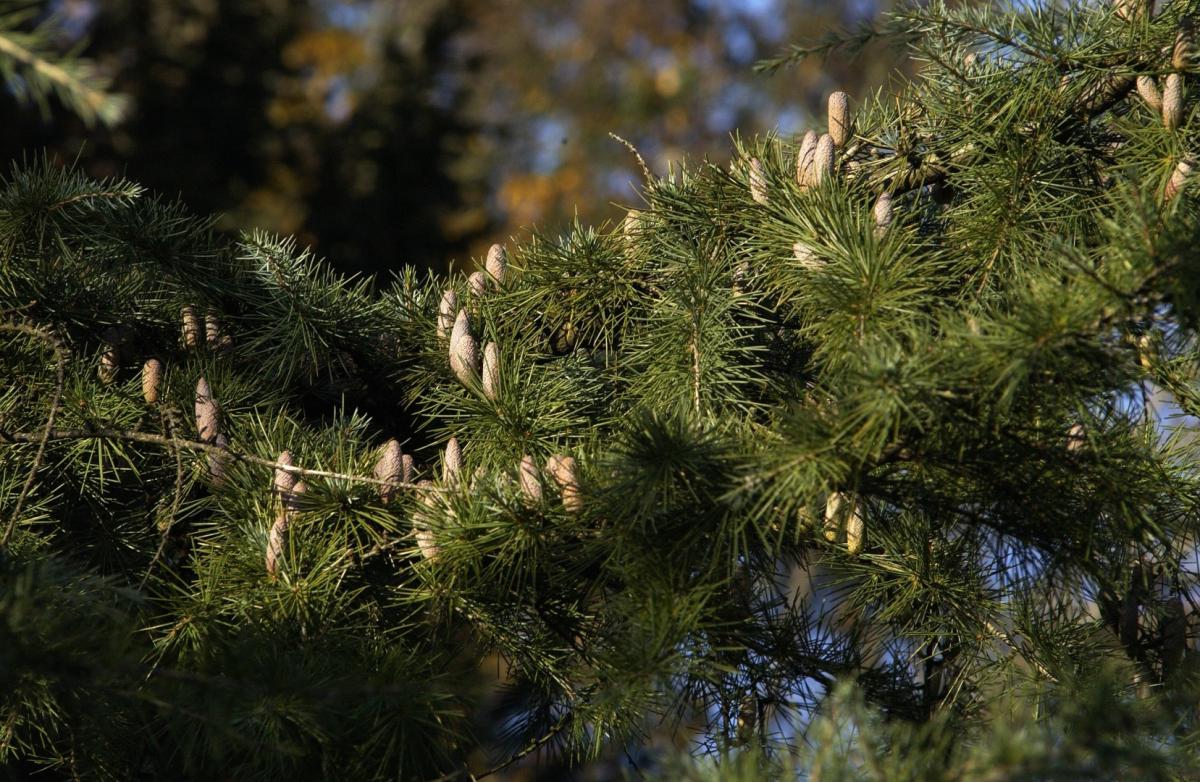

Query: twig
left=1, top=322, right=66, bottom=546
left=0, top=425, right=445, bottom=494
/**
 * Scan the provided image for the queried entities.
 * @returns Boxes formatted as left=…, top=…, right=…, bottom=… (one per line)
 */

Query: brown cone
left=1162, top=73, right=1184, bottom=130
left=828, top=91, right=851, bottom=148
left=482, top=342, right=500, bottom=400
left=142, top=358, right=163, bottom=404
left=546, top=454, right=582, bottom=513
left=873, top=193, right=894, bottom=237
left=796, top=130, right=818, bottom=188
left=374, top=439, right=404, bottom=501
left=194, top=377, right=221, bottom=443
left=749, top=157, right=768, bottom=205
left=1165, top=157, right=1194, bottom=201
left=437, top=289, right=458, bottom=340
left=181, top=306, right=202, bottom=350
left=273, top=450, right=298, bottom=497
left=449, top=310, right=480, bottom=385
left=486, top=244, right=507, bottom=287
left=519, top=455, right=542, bottom=505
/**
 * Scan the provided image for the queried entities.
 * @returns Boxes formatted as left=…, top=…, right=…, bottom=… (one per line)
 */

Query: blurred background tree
left=0, top=0, right=906, bottom=276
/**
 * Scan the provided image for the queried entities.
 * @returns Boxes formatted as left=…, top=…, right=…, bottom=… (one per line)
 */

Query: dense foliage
left=5, top=0, right=1200, bottom=779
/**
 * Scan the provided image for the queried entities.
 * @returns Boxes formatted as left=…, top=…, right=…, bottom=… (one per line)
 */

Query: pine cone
left=749, top=157, right=769, bottom=205
left=181, top=306, right=202, bottom=350
left=828, top=91, right=851, bottom=148
left=546, top=454, right=582, bottom=513
left=98, top=345, right=119, bottom=385
left=1165, top=157, right=1194, bottom=201
left=823, top=491, right=844, bottom=542
left=1136, top=75, right=1163, bottom=112
left=142, top=358, right=163, bottom=404
left=486, top=243, right=507, bottom=287
left=623, top=208, right=641, bottom=249
left=519, top=455, right=542, bottom=505
left=205, top=312, right=232, bottom=352
left=194, top=377, right=221, bottom=443
left=1162, top=73, right=1184, bottom=130
left=1066, top=423, right=1087, bottom=453
left=813, top=134, right=835, bottom=185
left=437, top=289, right=458, bottom=340
left=873, top=192, right=894, bottom=237
left=443, top=437, right=463, bottom=484
left=482, top=341, right=500, bottom=400
left=845, top=502, right=864, bottom=555
left=449, top=309, right=480, bottom=385
left=274, top=450, right=297, bottom=497
left=793, top=241, right=822, bottom=271
left=796, top=130, right=817, bottom=188
left=402, top=454, right=415, bottom=484
left=266, top=480, right=307, bottom=578
left=374, top=438, right=404, bottom=501
left=468, top=271, right=488, bottom=299
left=209, top=433, right=230, bottom=487
left=413, top=480, right=440, bottom=560
left=1174, top=23, right=1194, bottom=71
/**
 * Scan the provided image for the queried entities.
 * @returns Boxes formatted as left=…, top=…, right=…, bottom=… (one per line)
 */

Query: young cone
left=546, top=454, right=582, bottom=513
left=468, top=271, right=487, bottom=299
left=449, top=309, right=480, bottom=385
left=1165, top=157, right=1194, bottom=201
left=824, top=491, right=844, bottom=542
left=827, top=91, right=851, bottom=148
left=412, top=480, right=440, bottom=560
left=205, top=312, right=232, bottom=352
left=141, top=358, right=163, bottom=404
left=98, top=345, right=118, bottom=384
left=873, top=192, right=894, bottom=237
left=402, top=454, right=415, bottom=484
left=519, top=455, right=542, bottom=505
left=266, top=480, right=307, bottom=578
left=181, top=306, right=202, bottom=350
left=437, top=289, right=458, bottom=340
left=1174, top=24, right=1193, bottom=71
left=1162, top=73, right=1183, bottom=130
left=485, top=243, right=507, bottom=287
left=373, top=439, right=404, bottom=501
left=194, top=377, right=220, bottom=443
left=812, top=134, right=835, bottom=185
left=1136, top=75, right=1163, bottom=112
left=273, top=450, right=297, bottom=502
left=749, top=157, right=769, bottom=205
left=1066, top=423, right=1087, bottom=453
left=796, top=130, right=817, bottom=188
left=208, top=433, right=230, bottom=487
left=793, top=241, right=822, bottom=271
left=482, top=341, right=500, bottom=400
left=845, top=502, right=864, bottom=555
left=443, top=437, right=463, bottom=485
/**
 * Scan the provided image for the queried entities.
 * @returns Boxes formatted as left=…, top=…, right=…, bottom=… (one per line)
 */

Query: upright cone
left=519, top=455, right=542, bottom=505
left=437, top=289, right=458, bottom=340
left=482, top=342, right=500, bottom=400
left=749, top=158, right=769, bottom=205
left=828, top=91, right=851, bottom=148
left=142, top=358, right=163, bottom=404
left=443, top=437, right=463, bottom=484
left=824, top=492, right=844, bottom=542
left=546, top=454, right=582, bottom=513
left=1136, top=75, right=1163, bottom=112
left=1162, top=73, right=1183, bottom=130
left=873, top=193, right=894, bottom=237
left=98, top=345, right=119, bottom=385
left=1165, top=157, right=1194, bottom=201
left=374, top=439, right=404, bottom=501
left=485, top=244, right=507, bottom=287
left=267, top=479, right=307, bottom=578
left=796, top=130, right=818, bottom=188
left=273, top=450, right=297, bottom=498
left=449, top=310, right=480, bottom=386
left=813, top=134, right=835, bottom=186
left=181, top=306, right=202, bottom=350
left=468, top=271, right=488, bottom=299
left=194, top=377, right=220, bottom=443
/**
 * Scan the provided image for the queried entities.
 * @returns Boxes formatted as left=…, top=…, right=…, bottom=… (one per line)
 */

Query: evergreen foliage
left=5, top=0, right=1200, bottom=779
